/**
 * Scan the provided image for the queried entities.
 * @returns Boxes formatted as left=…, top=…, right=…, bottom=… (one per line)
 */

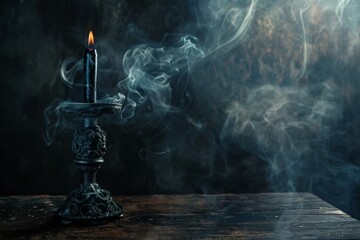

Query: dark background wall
left=2, top=0, right=360, bottom=220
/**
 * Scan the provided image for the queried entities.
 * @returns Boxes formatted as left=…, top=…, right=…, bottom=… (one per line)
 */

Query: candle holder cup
left=56, top=103, right=123, bottom=224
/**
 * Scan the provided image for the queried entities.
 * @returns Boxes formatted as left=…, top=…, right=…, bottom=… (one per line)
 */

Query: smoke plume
left=44, top=0, right=360, bottom=218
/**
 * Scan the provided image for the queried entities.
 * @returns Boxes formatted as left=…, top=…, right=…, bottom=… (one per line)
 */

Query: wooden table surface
left=1, top=193, right=360, bottom=239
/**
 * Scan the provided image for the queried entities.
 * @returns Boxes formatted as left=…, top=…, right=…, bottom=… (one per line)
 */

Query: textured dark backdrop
left=2, top=0, right=360, bottom=220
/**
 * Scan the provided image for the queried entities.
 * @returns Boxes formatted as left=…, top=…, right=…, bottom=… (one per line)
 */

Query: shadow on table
left=1, top=215, right=114, bottom=239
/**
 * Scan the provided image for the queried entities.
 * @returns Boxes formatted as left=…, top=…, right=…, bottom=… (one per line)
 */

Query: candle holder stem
left=56, top=122, right=123, bottom=224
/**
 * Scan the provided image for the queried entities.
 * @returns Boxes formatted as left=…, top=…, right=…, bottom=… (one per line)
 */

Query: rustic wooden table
left=0, top=193, right=360, bottom=239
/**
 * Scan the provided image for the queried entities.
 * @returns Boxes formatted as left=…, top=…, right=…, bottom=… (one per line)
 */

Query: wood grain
left=0, top=193, right=359, bottom=239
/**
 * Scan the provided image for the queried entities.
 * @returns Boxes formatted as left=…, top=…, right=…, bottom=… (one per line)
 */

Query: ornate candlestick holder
left=56, top=103, right=124, bottom=224
left=56, top=31, right=123, bottom=224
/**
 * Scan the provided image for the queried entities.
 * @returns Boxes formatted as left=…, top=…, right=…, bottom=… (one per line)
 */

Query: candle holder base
left=56, top=183, right=123, bottom=224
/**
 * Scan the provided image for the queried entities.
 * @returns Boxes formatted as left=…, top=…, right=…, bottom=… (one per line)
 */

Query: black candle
left=84, top=31, right=97, bottom=103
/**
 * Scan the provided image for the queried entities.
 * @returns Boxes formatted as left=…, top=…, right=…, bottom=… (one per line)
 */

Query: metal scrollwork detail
left=72, top=125, right=107, bottom=160
left=56, top=183, right=123, bottom=224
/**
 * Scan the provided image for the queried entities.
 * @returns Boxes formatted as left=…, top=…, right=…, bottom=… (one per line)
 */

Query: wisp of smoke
left=45, top=0, right=257, bottom=143
left=215, top=0, right=360, bottom=215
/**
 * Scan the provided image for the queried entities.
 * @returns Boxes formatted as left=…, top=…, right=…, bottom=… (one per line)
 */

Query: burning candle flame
left=88, top=31, right=94, bottom=46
